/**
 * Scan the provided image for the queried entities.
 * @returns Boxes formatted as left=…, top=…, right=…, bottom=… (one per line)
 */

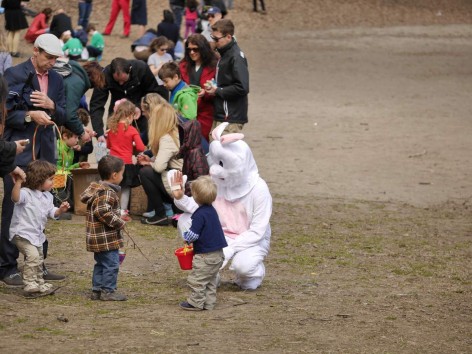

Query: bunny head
left=208, top=123, right=259, bottom=201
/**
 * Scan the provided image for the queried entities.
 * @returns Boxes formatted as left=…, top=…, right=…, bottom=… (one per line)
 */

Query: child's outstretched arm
left=54, top=202, right=70, bottom=217
left=170, top=170, right=185, bottom=200
left=11, top=177, right=23, bottom=203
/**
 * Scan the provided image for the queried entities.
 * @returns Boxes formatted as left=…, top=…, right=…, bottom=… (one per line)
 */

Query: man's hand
left=204, top=81, right=217, bottom=95
left=79, top=162, right=90, bottom=169
left=10, top=166, right=26, bottom=183
left=134, top=107, right=141, bottom=120
left=83, top=127, right=96, bottom=142
left=97, top=135, right=106, bottom=143
left=30, top=90, right=55, bottom=111
left=80, top=131, right=91, bottom=143
left=15, top=139, right=29, bottom=154
left=29, top=110, right=54, bottom=126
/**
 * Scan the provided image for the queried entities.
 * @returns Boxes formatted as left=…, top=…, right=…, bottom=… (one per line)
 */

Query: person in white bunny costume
left=170, top=123, right=272, bottom=290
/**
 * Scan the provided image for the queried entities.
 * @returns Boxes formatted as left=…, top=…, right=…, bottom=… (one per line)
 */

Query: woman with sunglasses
left=148, top=37, right=173, bottom=100
left=179, top=34, right=218, bottom=144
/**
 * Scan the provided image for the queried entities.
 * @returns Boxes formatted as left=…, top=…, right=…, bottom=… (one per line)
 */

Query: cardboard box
left=72, top=166, right=100, bottom=216
left=129, top=185, right=147, bottom=216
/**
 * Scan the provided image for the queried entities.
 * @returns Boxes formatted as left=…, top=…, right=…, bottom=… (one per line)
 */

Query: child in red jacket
left=106, top=99, right=145, bottom=220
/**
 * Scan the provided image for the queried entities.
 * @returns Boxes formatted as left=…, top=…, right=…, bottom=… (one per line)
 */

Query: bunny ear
left=220, top=133, right=244, bottom=145
left=211, top=122, right=229, bottom=141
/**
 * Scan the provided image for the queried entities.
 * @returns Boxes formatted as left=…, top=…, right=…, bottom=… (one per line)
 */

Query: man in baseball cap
left=201, top=7, right=223, bottom=49
left=206, top=7, right=221, bottom=15
left=0, top=33, right=67, bottom=287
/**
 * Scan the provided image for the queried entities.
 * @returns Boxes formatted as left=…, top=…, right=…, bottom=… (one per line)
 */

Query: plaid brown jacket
left=80, top=181, right=125, bottom=253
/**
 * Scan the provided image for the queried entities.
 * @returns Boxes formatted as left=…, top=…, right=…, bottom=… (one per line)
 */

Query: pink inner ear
left=220, top=133, right=245, bottom=145
left=211, top=122, right=229, bottom=141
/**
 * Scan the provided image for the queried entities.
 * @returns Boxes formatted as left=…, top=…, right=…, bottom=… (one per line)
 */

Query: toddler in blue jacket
left=171, top=172, right=227, bottom=311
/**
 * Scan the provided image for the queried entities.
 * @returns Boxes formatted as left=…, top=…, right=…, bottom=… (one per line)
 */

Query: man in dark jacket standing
left=89, top=57, right=161, bottom=145
left=1, top=34, right=67, bottom=286
left=205, top=19, right=249, bottom=137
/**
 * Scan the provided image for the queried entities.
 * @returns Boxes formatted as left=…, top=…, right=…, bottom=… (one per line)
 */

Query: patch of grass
left=391, top=261, right=444, bottom=277
left=34, top=327, right=64, bottom=335
left=96, top=309, right=111, bottom=315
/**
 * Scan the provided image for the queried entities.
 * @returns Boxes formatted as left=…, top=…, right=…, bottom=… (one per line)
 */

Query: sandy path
left=244, top=25, right=472, bottom=207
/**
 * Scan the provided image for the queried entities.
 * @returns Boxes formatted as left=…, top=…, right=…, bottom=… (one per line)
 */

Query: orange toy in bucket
left=175, top=245, right=194, bottom=270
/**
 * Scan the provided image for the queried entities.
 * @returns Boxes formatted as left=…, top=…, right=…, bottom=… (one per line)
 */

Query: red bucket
left=175, top=246, right=194, bottom=270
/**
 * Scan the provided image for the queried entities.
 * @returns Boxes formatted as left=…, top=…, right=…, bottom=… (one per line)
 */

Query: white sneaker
left=24, top=283, right=40, bottom=293
left=142, top=210, right=155, bottom=218
left=39, top=283, right=53, bottom=293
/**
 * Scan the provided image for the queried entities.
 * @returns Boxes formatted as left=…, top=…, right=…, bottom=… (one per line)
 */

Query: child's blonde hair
left=108, top=99, right=136, bottom=134
left=141, top=93, right=168, bottom=117
left=191, top=176, right=217, bottom=205
left=148, top=103, right=180, bottom=155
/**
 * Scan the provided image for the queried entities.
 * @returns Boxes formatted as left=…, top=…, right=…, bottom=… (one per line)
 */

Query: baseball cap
left=207, top=7, right=221, bottom=15
left=34, top=34, right=63, bottom=57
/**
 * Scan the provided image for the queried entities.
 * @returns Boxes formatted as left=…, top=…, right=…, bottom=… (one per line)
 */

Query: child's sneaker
left=90, top=290, right=101, bottom=300
left=100, top=291, right=127, bottom=301
left=179, top=301, right=203, bottom=311
left=39, top=283, right=53, bottom=293
left=24, top=283, right=40, bottom=293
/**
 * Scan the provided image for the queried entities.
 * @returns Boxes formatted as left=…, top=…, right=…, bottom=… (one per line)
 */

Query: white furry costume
left=173, top=123, right=272, bottom=290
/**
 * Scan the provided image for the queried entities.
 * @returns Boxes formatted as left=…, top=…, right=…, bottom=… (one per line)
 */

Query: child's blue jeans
left=92, top=250, right=119, bottom=292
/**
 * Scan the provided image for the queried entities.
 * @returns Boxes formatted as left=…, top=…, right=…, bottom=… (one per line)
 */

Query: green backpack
left=173, top=85, right=200, bottom=120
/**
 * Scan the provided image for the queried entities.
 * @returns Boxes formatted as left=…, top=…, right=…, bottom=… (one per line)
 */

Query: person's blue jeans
left=170, top=5, right=184, bottom=30
left=92, top=250, right=119, bottom=292
left=78, top=2, right=93, bottom=29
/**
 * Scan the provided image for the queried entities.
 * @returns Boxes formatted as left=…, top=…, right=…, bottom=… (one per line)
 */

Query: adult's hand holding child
left=10, top=166, right=26, bottom=183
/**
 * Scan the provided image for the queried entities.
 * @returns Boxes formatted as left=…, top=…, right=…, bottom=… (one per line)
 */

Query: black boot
left=43, top=265, right=66, bottom=281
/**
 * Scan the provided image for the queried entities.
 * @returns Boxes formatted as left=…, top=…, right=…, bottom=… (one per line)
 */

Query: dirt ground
left=1, top=1, right=471, bottom=353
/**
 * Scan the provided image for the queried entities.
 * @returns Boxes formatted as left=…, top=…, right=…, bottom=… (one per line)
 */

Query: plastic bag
left=94, top=142, right=108, bottom=162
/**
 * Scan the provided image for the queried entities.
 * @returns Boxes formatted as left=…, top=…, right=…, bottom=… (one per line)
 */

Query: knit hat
left=34, top=34, right=63, bottom=57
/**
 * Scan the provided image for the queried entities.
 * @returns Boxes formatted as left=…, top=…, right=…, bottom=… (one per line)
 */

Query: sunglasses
left=158, top=47, right=168, bottom=51
left=208, top=14, right=215, bottom=18
left=186, top=47, right=200, bottom=53
left=210, top=34, right=225, bottom=42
